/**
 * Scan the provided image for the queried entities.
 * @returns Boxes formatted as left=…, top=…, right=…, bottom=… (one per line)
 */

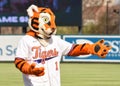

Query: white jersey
left=15, top=35, right=73, bottom=86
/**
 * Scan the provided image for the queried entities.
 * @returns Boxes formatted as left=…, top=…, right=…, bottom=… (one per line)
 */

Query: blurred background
left=0, top=0, right=120, bottom=35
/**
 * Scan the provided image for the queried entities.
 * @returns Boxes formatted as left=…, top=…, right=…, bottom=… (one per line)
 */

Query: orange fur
left=68, top=44, right=92, bottom=56
left=26, top=30, right=36, bottom=37
left=14, top=58, right=45, bottom=76
left=68, top=40, right=112, bottom=58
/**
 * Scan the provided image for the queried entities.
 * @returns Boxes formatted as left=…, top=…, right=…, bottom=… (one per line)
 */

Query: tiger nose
left=51, top=28, right=55, bottom=31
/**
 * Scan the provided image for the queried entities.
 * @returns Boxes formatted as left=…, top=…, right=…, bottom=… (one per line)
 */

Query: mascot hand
left=27, top=4, right=38, bottom=17
left=90, top=39, right=112, bottom=58
left=29, top=63, right=45, bottom=76
left=14, top=58, right=45, bottom=76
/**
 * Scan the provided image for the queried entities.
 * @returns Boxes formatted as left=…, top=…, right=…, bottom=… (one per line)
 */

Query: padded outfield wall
left=0, top=35, right=119, bottom=62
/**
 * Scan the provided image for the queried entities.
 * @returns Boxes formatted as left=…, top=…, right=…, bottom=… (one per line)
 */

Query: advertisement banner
left=63, top=35, right=120, bottom=62
left=0, top=35, right=23, bottom=61
left=0, top=15, right=28, bottom=26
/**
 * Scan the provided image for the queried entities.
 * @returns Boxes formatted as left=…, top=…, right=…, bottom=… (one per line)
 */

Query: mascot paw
left=30, top=63, right=45, bottom=76
left=92, top=39, right=112, bottom=58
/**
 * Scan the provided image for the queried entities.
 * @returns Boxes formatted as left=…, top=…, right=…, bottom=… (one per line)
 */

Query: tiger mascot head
left=27, top=5, right=56, bottom=39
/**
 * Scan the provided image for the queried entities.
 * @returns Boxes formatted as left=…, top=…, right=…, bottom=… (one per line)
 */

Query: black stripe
left=19, top=62, right=26, bottom=71
left=80, top=43, right=86, bottom=50
left=47, top=21, right=51, bottom=26
left=73, top=44, right=79, bottom=49
left=15, top=60, right=23, bottom=68
left=48, top=12, right=52, bottom=15
left=31, top=17, right=39, bottom=30
left=41, top=9, right=46, bottom=12
left=67, top=44, right=79, bottom=56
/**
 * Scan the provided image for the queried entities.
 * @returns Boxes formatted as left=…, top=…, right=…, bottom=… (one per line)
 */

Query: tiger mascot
left=14, top=4, right=112, bottom=86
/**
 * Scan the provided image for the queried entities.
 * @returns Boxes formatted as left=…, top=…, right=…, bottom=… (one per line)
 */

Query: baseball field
left=0, top=63, right=120, bottom=86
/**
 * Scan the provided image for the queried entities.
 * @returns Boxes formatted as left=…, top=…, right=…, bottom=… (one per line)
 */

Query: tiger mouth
left=41, top=28, right=54, bottom=36
left=49, top=31, right=54, bottom=35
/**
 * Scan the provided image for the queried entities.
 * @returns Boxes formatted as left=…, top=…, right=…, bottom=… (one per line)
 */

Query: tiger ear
left=27, top=4, right=38, bottom=17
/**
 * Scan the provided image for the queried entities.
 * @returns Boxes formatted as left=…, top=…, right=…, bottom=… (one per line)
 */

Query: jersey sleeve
left=57, top=37, right=73, bottom=56
left=15, top=37, right=29, bottom=59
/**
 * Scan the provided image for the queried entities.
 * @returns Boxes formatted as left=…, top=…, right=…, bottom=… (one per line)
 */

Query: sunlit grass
left=0, top=63, right=120, bottom=86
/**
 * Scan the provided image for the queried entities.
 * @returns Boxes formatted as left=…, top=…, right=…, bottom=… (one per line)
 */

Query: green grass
left=0, top=63, right=23, bottom=86
left=61, top=63, right=120, bottom=86
left=0, top=63, right=120, bottom=86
